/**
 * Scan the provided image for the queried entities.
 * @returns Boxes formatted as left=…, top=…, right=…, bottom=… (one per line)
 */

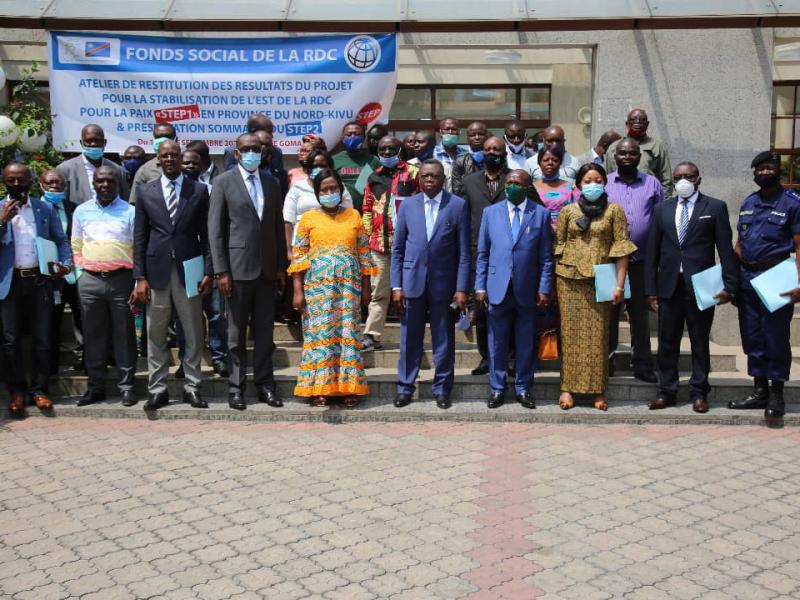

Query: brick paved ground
left=1, top=419, right=799, bottom=599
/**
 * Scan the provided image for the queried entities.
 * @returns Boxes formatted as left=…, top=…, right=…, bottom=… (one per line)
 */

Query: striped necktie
left=677, top=198, right=689, bottom=246
left=166, top=180, right=178, bottom=224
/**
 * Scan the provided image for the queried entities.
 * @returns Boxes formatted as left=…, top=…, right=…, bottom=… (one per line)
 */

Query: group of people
left=1, top=108, right=798, bottom=419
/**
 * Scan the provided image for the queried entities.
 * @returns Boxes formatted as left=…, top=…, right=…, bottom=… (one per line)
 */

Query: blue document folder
left=751, top=258, right=797, bottom=313
left=183, top=256, right=205, bottom=299
left=691, top=264, right=724, bottom=311
left=594, top=263, right=631, bottom=302
left=35, top=236, right=58, bottom=275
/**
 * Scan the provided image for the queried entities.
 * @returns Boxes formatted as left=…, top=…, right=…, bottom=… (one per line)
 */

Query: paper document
left=691, top=264, right=724, bottom=311
left=183, top=256, right=205, bottom=299
left=751, top=258, right=797, bottom=313
left=594, top=263, right=631, bottom=302
left=35, top=237, right=58, bottom=275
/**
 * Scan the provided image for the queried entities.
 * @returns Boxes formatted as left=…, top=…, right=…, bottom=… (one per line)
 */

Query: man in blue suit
left=391, top=159, right=471, bottom=409
left=475, top=169, right=553, bottom=409
left=0, top=163, right=72, bottom=417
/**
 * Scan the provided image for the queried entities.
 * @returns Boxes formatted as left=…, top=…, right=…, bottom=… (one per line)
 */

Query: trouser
left=227, top=276, right=275, bottom=392
left=1, top=275, right=53, bottom=395
left=363, top=250, right=391, bottom=339
left=609, top=260, right=653, bottom=370
left=78, top=269, right=137, bottom=394
left=50, top=280, right=84, bottom=373
left=487, top=285, right=536, bottom=394
left=177, top=286, right=228, bottom=365
left=397, top=285, right=455, bottom=396
left=738, top=286, right=793, bottom=382
left=657, top=278, right=714, bottom=400
left=147, top=263, right=204, bottom=394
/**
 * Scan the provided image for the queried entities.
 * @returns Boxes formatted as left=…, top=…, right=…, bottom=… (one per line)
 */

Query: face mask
left=379, top=154, right=400, bottom=169
left=310, top=167, right=323, bottom=180
left=484, top=153, right=506, bottom=171
left=5, top=184, right=27, bottom=200
left=470, top=150, right=484, bottom=164
left=542, top=174, right=561, bottom=182
left=82, top=145, right=104, bottom=161
left=153, top=136, right=171, bottom=153
left=342, top=135, right=364, bottom=152
left=43, top=190, right=65, bottom=205
left=319, top=192, right=341, bottom=208
left=754, top=174, right=780, bottom=189
left=675, top=178, right=696, bottom=199
left=626, top=125, right=646, bottom=139
left=505, top=136, right=525, bottom=154
left=123, top=158, right=143, bottom=174
left=582, top=182, right=605, bottom=202
left=441, top=134, right=459, bottom=149
left=416, top=145, right=434, bottom=161
left=504, top=183, right=526, bottom=205
left=183, top=169, right=200, bottom=181
left=239, top=151, right=261, bottom=172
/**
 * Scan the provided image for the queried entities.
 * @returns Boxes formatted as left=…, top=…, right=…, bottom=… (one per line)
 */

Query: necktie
left=425, top=198, right=435, bottom=241
left=511, top=206, right=521, bottom=243
left=166, top=180, right=178, bottom=223
left=677, top=199, right=690, bottom=246
left=247, top=174, right=259, bottom=215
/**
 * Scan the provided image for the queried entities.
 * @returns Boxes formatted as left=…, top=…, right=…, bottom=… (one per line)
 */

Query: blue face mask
left=582, top=182, right=605, bottom=202
left=342, top=135, right=364, bottom=152
left=239, top=151, right=261, bottom=172
left=379, top=154, right=400, bottom=169
left=310, top=167, right=323, bottom=180
left=123, top=158, right=143, bottom=174
left=43, top=190, right=65, bottom=205
left=82, top=145, right=104, bottom=161
left=319, top=192, right=341, bottom=208
left=470, top=150, right=484, bottom=164
left=153, top=136, right=171, bottom=153
left=417, top=145, right=434, bottom=161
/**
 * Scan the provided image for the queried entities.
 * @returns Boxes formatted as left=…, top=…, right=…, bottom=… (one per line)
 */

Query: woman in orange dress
left=288, top=169, right=376, bottom=407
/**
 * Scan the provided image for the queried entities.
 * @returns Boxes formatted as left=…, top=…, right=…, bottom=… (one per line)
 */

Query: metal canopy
left=2, top=0, right=800, bottom=30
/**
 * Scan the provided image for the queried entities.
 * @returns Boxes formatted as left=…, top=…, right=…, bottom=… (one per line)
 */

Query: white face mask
left=504, top=135, right=525, bottom=154
left=675, top=178, right=696, bottom=199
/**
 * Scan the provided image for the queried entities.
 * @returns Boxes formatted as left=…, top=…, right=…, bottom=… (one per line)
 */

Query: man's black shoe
left=394, top=393, right=412, bottom=408
left=121, top=391, right=138, bottom=407
left=362, top=334, right=382, bottom=352
left=516, top=391, right=535, bottom=409
left=144, top=392, right=169, bottom=411
left=729, top=388, right=769, bottom=410
left=257, top=386, right=283, bottom=407
left=471, top=359, right=489, bottom=376
left=487, top=391, right=505, bottom=409
left=228, top=391, right=246, bottom=410
left=765, top=387, right=785, bottom=419
left=212, top=361, right=229, bottom=378
left=435, top=395, right=451, bottom=410
left=78, top=390, right=105, bottom=406
left=183, top=390, right=208, bottom=408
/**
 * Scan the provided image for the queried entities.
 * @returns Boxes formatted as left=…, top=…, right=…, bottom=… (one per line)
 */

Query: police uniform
left=733, top=154, right=800, bottom=414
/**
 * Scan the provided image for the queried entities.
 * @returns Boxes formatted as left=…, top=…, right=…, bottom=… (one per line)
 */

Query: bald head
left=543, top=126, right=565, bottom=147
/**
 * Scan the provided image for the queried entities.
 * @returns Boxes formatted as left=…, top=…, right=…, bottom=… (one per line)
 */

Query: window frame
left=771, top=80, right=800, bottom=187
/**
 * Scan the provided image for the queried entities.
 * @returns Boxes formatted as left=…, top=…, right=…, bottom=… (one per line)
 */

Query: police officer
left=729, top=151, right=800, bottom=419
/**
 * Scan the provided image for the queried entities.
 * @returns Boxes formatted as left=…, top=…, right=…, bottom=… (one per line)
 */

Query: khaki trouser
left=364, top=250, right=391, bottom=339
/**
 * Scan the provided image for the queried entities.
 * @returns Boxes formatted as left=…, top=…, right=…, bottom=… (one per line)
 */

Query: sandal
left=559, top=392, right=574, bottom=410
left=311, top=396, right=327, bottom=407
left=593, top=395, right=608, bottom=411
left=343, top=397, right=359, bottom=408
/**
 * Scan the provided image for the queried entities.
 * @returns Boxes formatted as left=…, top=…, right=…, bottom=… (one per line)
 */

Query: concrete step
left=13, top=370, right=800, bottom=426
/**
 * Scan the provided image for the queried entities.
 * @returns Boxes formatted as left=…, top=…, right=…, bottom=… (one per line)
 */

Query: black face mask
left=484, top=153, right=507, bottom=171
left=754, top=174, right=781, bottom=189
left=5, top=184, right=27, bottom=200
left=183, top=169, right=200, bottom=181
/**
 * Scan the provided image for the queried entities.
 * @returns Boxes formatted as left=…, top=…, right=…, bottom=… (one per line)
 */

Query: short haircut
left=538, top=144, right=564, bottom=165
left=312, top=168, right=344, bottom=198
left=574, top=163, right=608, bottom=188
left=674, top=161, right=700, bottom=175
left=420, top=158, right=445, bottom=173
left=246, top=113, right=272, bottom=132
left=342, top=121, right=365, bottom=134
left=154, top=122, right=177, bottom=138
left=185, top=140, right=210, bottom=161
left=307, top=149, right=335, bottom=169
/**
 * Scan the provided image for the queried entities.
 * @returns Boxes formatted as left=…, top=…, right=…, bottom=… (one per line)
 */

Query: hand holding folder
left=751, top=258, right=799, bottom=313
left=183, top=256, right=205, bottom=299
left=594, top=263, right=631, bottom=303
left=690, top=264, right=724, bottom=311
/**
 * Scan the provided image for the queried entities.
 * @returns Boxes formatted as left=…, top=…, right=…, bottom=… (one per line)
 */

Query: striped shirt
left=71, top=197, right=135, bottom=271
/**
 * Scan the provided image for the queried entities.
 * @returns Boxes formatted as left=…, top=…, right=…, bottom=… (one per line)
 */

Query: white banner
left=48, top=31, right=398, bottom=154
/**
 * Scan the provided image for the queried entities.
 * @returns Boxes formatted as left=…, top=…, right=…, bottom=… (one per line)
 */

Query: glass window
left=389, top=88, right=432, bottom=120
left=435, top=88, right=516, bottom=119
left=773, top=85, right=795, bottom=116
left=521, top=88, right=550, bottom=120
left=771, top=83, right=800, bottom=186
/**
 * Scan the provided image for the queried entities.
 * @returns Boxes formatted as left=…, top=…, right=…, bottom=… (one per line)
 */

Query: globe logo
left=345, top=36, right=381, bottom=72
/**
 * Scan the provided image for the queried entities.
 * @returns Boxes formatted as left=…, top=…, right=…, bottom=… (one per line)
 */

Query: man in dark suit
left=645, top=162, right=738, bottom=413
left=55, top=124, right=129, bottom=204
left=39, top=170, right=84, bottom=375
left=133, top=140, right=213, bottom=411
left=475, top=169, right=552, bottom=409
left=460, top=136, right=510, bottom=375
left=391, top=159, right=471, bottom=409
left=0, top=163, right=72, bottom=417
left=209, top=133, right=288, bottom=410
left=223, top=113, right=284, bottom=174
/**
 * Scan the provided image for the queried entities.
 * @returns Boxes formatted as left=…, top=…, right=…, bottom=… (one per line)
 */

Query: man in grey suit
left=129, top=122, right=179, bottom=204
left=55, top=124, right=130, bottom=204
left=209, top=133, right=288, bottom=410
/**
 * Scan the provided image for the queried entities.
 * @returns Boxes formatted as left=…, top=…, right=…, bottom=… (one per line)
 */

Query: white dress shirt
left=10, top=200, right=38, bottom=269
left=199, top=164, right=215, bottom=192
left=82, top=154, right=98, bottom=202
left=506, top=198, right=527, bottom=226
left=238, top=164, right=264, bottom=219
left=160, top=173, right=184, bottom=212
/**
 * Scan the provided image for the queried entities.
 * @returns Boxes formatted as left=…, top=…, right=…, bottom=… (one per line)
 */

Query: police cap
left=751, top=150, right=780, bottom=169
